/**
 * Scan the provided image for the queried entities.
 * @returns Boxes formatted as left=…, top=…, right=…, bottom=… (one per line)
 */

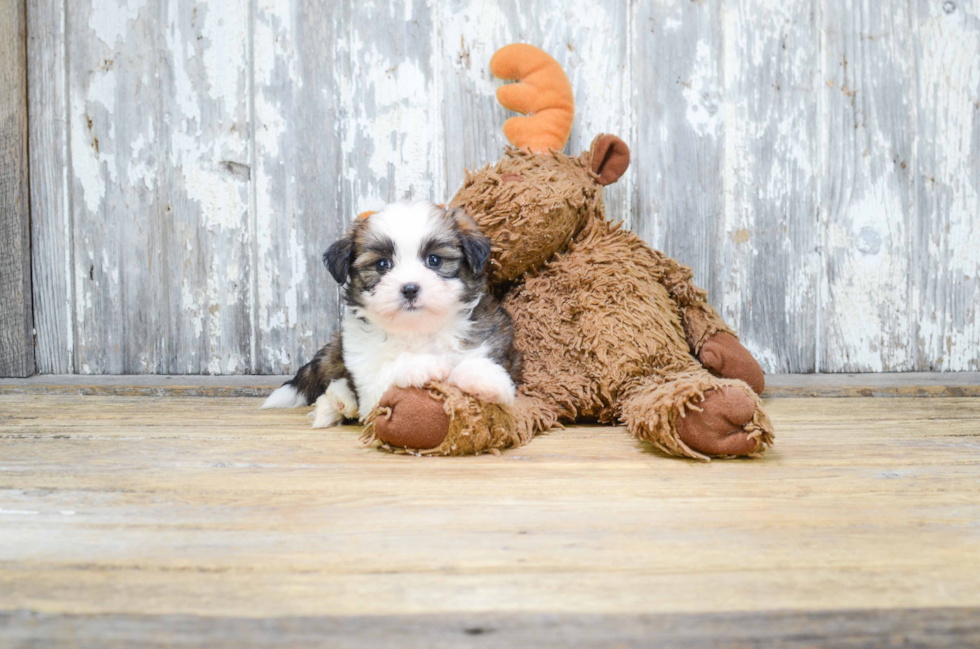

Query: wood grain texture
left=251, top=2, right=346, bottom=374
left=26, top=0, right=72, bottom=375
left=820, top=0, right=918, bottom=371
left=67, top=0, right=252, bottom=374
left=0, top=394, right=978, bottom=644
left=632, top=0, right=725, bottom=312
left=342, top=1, right=444, bottom=209
left=721, top=1, right=820, bottom=373
left=0, top=0, right=34, bottom=378
left=4, top=608, right=980, bottom=648
left=913, top=0, right=980, bottom=371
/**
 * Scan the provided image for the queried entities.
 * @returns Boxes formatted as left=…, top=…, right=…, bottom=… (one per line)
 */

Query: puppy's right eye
left=376, top=259, right=391, bottom=272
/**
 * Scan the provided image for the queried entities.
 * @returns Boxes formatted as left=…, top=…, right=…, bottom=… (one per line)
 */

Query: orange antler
left=490, top=44, right=575, bottom=154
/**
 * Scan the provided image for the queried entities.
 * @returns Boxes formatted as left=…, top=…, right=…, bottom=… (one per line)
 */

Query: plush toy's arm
left=681, top=300, right=736, bottom=355
left=642, top=249, right=735, bottom=353
left=641, top=248, right=765, bottom=393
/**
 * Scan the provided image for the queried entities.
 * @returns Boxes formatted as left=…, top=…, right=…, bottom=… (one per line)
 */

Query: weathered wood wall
left=0, top=0, right=34, bottom=377
left=23, top=0, right=980, bottom=375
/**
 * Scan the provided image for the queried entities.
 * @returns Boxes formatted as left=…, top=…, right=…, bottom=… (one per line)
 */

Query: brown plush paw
left=374, top=387, right=450, bottom=450
left=698, top=333, right=765, bottom=395
left=675, top=386, right=760, bottom=456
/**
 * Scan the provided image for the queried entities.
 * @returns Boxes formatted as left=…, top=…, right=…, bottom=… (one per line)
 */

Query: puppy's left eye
left=425, top=254, right=442, bottom=269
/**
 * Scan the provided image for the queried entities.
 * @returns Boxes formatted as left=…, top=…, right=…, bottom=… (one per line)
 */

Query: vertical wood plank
left=27, top=0, right=73, bottom=374
left=251, top=2, right=346, bottom=374
left=820, top=0, right=917, bottom=372
left=440, top=0, right=631, bottom=223
left=253, top=0, right=446, bottom=374
left=720, top=1, right=820, bottom=373
left=0, top=0, right=34, bottom=377
left=631, top=0, right=726, bottom=327
left=68, top=0, right=252, bottom=373
left=342, top=1, right=444, bottom=211
left=913, top=0, right=980, bottom=371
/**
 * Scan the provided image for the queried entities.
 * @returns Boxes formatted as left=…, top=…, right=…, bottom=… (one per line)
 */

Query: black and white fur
left=261, top=201, right=520, bottom=428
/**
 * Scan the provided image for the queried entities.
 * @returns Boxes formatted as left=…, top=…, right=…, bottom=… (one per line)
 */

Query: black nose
left=401, top=283, right=420, bottom=300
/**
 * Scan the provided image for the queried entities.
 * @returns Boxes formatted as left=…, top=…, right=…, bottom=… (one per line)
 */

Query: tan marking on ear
left=358, top=210, right=376, bottom=220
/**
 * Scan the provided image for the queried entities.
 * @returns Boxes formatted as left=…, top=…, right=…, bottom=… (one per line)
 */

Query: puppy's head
left=324, top=201, right=491, bottom=334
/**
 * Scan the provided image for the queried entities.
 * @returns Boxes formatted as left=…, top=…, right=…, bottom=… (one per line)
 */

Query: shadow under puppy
left=262, top=201, right=521, bottom=428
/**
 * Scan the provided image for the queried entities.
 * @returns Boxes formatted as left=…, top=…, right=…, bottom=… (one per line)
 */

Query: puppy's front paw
left=308, top=393, right=343, bottom=429
left=449, top=358, right=516, bottom=406
left=391, top=355, right=452, bottom=389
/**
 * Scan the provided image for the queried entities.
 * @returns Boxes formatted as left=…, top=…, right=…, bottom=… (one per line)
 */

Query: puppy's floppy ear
left=462, top=234, right=491, bottom=276
left=323, top=236, right=354, bottom=284
left=448, top=207, right=491, bottom=275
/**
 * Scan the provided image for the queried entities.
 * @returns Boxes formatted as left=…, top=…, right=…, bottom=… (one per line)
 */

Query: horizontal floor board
left=3, top=607, right=979, bottom=649
left=1, top=372, right=978, bottom=398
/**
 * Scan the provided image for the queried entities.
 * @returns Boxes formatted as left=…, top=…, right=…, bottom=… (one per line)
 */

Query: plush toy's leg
left=363, top=384, right=559, bottom=456
left=698, top=333, right=765, bottom=395
left=681, top=302, right=765, bottom=395
left=618, top=369, right=773, bottom=461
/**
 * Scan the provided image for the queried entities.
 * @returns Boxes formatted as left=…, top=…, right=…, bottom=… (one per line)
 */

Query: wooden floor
left=1, top=392, right=979, bottom=647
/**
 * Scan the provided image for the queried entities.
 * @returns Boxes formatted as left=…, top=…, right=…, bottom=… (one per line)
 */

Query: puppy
left=261, top=201, right=520, bottom=428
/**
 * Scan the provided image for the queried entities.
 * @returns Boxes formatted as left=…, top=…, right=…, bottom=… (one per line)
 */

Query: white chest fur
left=341, top=311, right=489, bottom=417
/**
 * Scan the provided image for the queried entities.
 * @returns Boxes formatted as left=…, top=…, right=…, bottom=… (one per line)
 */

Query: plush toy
left=361, top=44, right=773, bottom=460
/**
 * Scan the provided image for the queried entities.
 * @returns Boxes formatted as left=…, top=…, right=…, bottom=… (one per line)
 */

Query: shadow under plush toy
left=362, top=43, right=773, bottom=461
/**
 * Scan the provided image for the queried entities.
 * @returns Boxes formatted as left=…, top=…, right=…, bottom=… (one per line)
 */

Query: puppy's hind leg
left=308, top=378, right=359, bottom=428
left=261, top=333, right=349, bottom=409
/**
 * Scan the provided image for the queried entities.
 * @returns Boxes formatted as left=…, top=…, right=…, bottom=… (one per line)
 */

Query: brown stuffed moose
left=363, top=44, right=773, bottom=461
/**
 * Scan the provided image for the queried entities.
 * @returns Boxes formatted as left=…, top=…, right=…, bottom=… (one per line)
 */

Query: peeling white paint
left=182, top=278, right=204, bottom=340
left=283, top=224, right=306, bottom=328
left=165, top=4, right=201, bottom=126
left=342, top=54, right=438, bottom=208
left=71, top=68, right=119, bottom=215
left=126, top=129, right=156, bottom=191
left=826, top=189, right=910, bottom=372
left=88, top=0, right=144, bottom=47
left=683, top=40, right=722, bottom=136
left=200, top=4, right=248, bottom=117
left=721, top=4, right=751, bottom=332
left=915, top=2, right=980, bottom=370
left=70, top=104, right=105, bottom=215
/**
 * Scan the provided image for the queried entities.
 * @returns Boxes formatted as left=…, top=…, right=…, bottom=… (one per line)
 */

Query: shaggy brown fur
left=455, top=147, right=600, bottom=287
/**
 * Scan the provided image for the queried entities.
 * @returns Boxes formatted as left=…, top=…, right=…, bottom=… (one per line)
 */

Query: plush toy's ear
left=590, top=134, right=631, bottom=186
left=323, top=236, right=354, bottom=284
left=448, top=207, right=491, bottom=275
